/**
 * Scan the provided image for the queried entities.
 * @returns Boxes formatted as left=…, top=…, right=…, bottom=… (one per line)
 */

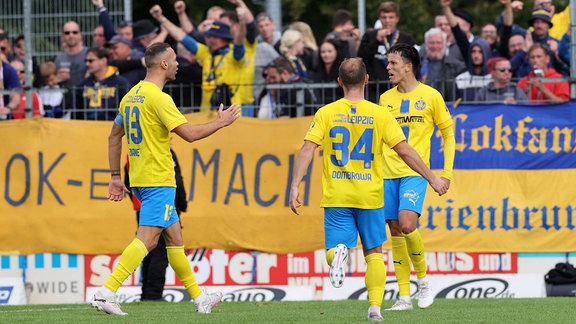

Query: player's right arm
left=289, top=140, right=319, bottom=215
left=392, top=140, right=448, bottom=196
left=172, top=103, right=241, bottom=143
left=108, top=119, right=129, bottom=201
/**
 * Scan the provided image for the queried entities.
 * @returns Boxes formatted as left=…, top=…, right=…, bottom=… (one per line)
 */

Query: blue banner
left=431, top=102, right=576, bottom=170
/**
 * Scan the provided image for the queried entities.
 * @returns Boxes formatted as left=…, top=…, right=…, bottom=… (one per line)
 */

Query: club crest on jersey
left=414, top=99, right=426, bottom=111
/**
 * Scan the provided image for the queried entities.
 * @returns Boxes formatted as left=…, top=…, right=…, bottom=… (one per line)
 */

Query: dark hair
left=144, top=42, right=172, bottom=68
left=0, top=33, right=8, bottom=42
left=87, top=47, right=110, bottom=60
left=317, top=38, right=345, bottom=81
left=272, top=56, right=295, bottom=75
left=388, top=43, right=420, bottom=76
left=220, top=11, right=239, bottom=24
left=338, top=57, right=366, bottom=86
left=332, top=9, right=353, bottom=28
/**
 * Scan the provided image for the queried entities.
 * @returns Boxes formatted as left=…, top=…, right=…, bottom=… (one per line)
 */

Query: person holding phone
left=517, top=43, right=569, bottom=103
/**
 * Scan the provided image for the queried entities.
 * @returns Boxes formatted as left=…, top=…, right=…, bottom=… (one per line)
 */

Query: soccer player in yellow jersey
left=289, top=58, right=448, bottom=322
left=91, top=43, right=240, bottom=316
left=379, top=43, right=455, bottom=311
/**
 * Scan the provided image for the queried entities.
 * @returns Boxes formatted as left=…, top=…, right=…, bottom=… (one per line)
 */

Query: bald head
left=338, top=58, right=366, bottom=87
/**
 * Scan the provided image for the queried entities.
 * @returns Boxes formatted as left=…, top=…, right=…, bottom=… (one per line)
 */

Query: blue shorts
left=384, top=176, right=428, bottom=220
left=324, top=207, right=387, bottom=251
left=132, top=187, right=179, bottom=228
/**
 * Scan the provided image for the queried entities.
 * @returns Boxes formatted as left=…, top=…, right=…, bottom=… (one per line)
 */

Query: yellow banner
left=0, top=115, right=574, bottom=254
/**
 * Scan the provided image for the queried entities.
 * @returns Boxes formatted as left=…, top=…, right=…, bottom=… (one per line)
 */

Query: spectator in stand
left=431, top=14, right=463, bottom=62
left=220, top=1, right=259, bottom=117
left=517, top=43, right=569, bottom=103
left=54, top=21, right=88, bottom=93
left=0, top=43, right=21, bottom=120
left=310, top=39, right=345, bottom=105
left=279, top=29, right=308, bottom=78
left=454, top=38, right=493, bottom=102
left=419, top=27, right=466, bottom=102
left=255, top=61, right=283, bottom=119
left=92, top=0, right=134, bottom=42
left=38, top=61, right=65, bottom=118
left=289, top=21, right=318, bottom=73
left=9, top=59, right=43, bottom=118
left=442, top=0, right=494, bottom=101
left=325, top=9, right=361, bottom=58
left=480, top=23, right=499, bottom=50
left=74, top=47, right=131, bottom=120
left=256, top=12, right=281, bottom=47
left=0, top=32, right=14, bottom=62
left=358, top=1, right=415, bottom=101
left=476, top=57, right=528, bottom=104
left=198, top=6, right=225, bottom=34
left=149, top=4, right=246, bottom=111
left=528, top=8, right=569, bottom=76
left=107, top=35, right=146, bottom=86
left=11, top=35, right=41, bottom=88
left=452, top=8, right=476, bottom=43
left=273, top=56, right=317, bottom=117
left=118, top=21, right=133, bottom=40
left=131, top=19, right=167, bottom=55
left=93, top=25, right=107, bottom=47
left=509, top=31, right=533, bottom=78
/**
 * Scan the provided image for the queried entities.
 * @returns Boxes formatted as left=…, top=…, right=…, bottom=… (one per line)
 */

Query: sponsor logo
left=348, top=280, right=419, bottom=300
left=222, top=287, right=287, bottom=302
left=0, top=286, right=13, bottom=304
left=436, top=278, right=511, bottom=298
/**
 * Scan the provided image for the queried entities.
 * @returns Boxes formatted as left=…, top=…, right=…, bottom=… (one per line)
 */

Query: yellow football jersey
left=305, top=98, right=405, bottom=208
left=119, top=81, right=188, bottom=187
left=379, top=83, right=453, bottom=179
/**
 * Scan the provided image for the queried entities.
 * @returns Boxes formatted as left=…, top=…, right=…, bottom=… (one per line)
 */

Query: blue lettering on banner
left=423, top=198, right=576, bottom=231
left=430, top=103, right=576, bottom=170
left=0, top=286, right=13, bottom=304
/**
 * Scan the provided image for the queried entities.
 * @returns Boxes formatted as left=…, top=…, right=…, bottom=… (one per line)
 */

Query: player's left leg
left=324, top=208, right=357, bottom=288
left=357, top=207, right=387, bottom=321
left=164, top=223, right=222, bottom=313
left=398, top=176, right=433, bottom=309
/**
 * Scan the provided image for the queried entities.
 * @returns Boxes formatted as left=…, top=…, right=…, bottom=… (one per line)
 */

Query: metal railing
left=2, top=77, right=573, bottom=121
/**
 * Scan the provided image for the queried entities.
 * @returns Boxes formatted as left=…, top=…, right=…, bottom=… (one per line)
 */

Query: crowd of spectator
left=0, top=0, right=573, bottom=121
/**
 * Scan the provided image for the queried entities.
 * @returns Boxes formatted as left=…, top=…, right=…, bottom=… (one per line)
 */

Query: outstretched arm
left=392, top=141, right=448, bottom=195
left=289, top=140, right=318, bottom=215
left=172, top=104, right=241, bottom=143
left=150, top=4, right=188, bottom=42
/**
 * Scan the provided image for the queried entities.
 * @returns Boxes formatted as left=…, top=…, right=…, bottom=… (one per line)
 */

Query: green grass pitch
left=1, top=298, right=575, bottom=323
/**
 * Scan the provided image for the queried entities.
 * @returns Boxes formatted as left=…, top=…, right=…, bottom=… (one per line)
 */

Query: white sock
left=194, top=293, right=206, bottom=305
left=368, top=305, right=381, bottom=316
left=99, top=287, right=116, bottom=298
left=418, top=276, right=429, bottom=286
left=399, top=295, right=412, bottom=303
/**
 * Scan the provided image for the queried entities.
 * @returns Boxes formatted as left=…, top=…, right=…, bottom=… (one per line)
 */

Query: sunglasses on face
left=63, top=30, right=79, bottom=35
left=495, top=68, right=512, bottom=73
